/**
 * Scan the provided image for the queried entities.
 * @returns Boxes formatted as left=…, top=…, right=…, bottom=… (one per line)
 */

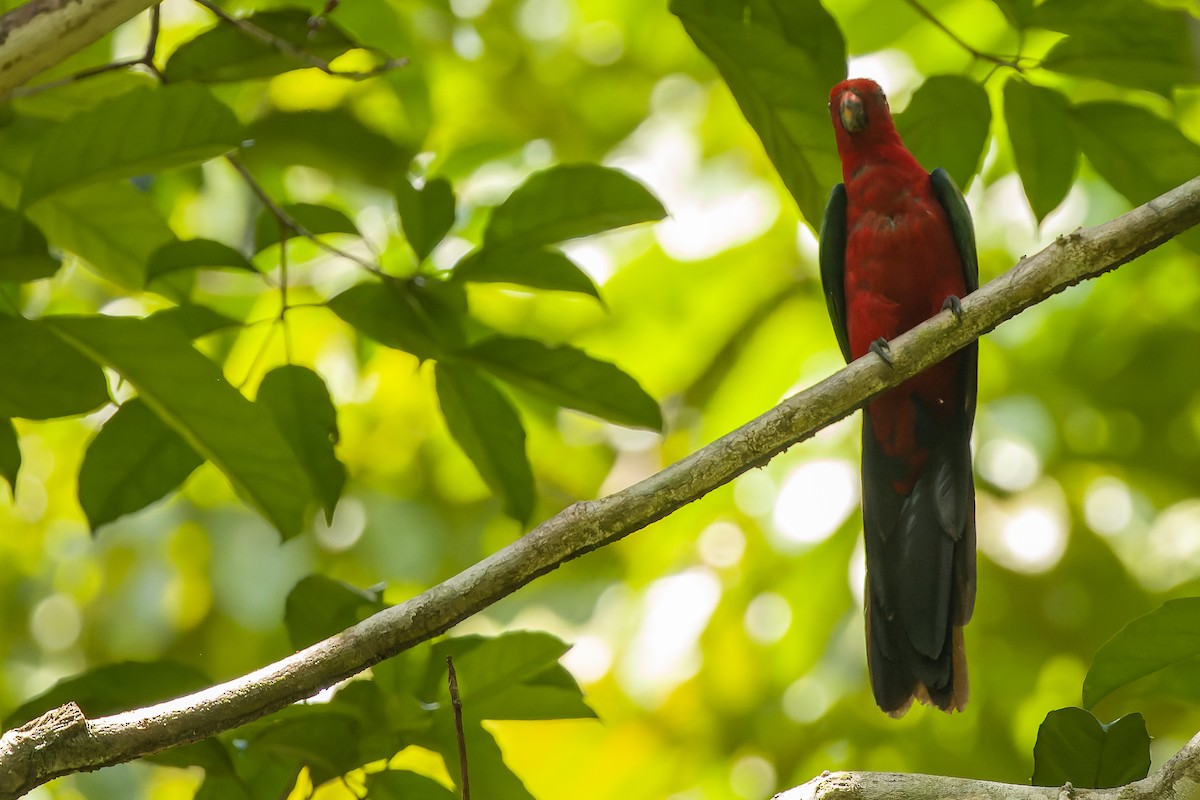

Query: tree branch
left=0, top=177, right=1197, bottom=797
left=0, top=0, right=158, bottom=95
left=777, top=729, right=1200, bottom=800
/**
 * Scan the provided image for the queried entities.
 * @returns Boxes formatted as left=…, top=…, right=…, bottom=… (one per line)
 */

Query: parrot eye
left=839, top=91, right=867, bottom=133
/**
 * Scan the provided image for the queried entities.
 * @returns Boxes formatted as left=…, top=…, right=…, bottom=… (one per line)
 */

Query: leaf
left=434, top=361, right=533, bottom=524
left=146, top=304, right=242, bottom=339
left=1032, top=0, right=1197, bottom=97
left=462, top=336, right=662, bottom=430
left=254, top=202, right=360, bottom=253
left=432, top=632, right=594, bottom=721
left=243, top=109, right=414, bottom=189
left=1083, top=597, right=1200, bottom=708
left=0, top=418, right=20, bottom=495
left=284, top=575, right=385, bottom=650
left=46, top=315, right=316, bottom=538
left=1031, top=708, right=1151, bottom=788
left=671, top=0, right=846, bottom=226
left=77, top=398, right=206, bottom=531
left=249, top=710, right=362, bottom=786
left=164, top=9, right=359, bottom=83
left=4, top=661, right=211, bottom=728
left=1003, top=80, right=1078, bottom=222
left=26, top=182, right=177, bottom=289
left=990, top=0, right=1034, bottom=27
left=453, top=246, right=601, bottom=300
left=395, top=177, right=456, bottom=261
left=483, top=164, right=665, bottom=249
left=257, top=366, right=346, bottom=523
left=894, top=75, right=991, bottom=189
left=328, top=281, right=461, bottom=362
left=147, top=239, right=257, bottom=282
left=430, top=719, right=535, bottom=800
left=0, top=316, right=110, bottom=420
left=366, top=771, right=458, bottom=800
left=21, top=84, right=243, bottom=207
left=0, top=208, right=59, bottom=282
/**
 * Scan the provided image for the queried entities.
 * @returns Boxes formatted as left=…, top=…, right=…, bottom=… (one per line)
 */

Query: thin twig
left=191, top=0, right=408, bottom=79
left=903, top=0, right=1022, bottom=70
left=225, top=154, right=385, bottom=277
left=446, top=656, right=470, bottom=800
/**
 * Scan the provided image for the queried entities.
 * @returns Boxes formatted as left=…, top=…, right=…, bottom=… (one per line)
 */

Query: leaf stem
left=447, top=656, right=470, bottom=800
left=902, top=0, right=1022, bottom=70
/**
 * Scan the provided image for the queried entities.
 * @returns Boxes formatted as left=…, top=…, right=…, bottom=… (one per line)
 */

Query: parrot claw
left=941, top=295, right=964, bottom=321
left=869, top=338, right=894, bottom=368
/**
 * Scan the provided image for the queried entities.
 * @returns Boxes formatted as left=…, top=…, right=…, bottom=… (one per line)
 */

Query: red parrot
left=819, top=78, right=978, bottom=716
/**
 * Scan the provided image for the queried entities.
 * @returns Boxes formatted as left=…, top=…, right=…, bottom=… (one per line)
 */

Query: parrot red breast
left=819, top=78, right=978, bottom=716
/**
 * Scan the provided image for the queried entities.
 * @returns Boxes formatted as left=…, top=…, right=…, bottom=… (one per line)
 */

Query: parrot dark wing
left=819, top=183, right=852, bottom=363
left=930, top=168, right=978, bottom=293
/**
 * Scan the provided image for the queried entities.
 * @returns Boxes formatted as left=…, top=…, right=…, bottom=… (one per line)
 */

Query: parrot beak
left=839, top=91, right=866, bottom=133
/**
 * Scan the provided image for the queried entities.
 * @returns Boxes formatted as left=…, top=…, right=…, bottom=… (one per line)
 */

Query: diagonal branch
left=778, top=728, right=1200, bottom=800
left=0, top=0, right=159, bottom=96
left=0, top=176, right=1198, bottom=797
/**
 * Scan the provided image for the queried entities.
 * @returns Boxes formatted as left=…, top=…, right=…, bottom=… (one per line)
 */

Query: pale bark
left=0, top=0, right=157, bottom=94
left=0, top=173, right=1195, bottom=797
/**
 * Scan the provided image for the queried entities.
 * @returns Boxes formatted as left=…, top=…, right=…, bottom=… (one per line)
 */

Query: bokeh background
left=2, top=0, right=1200, bottom=797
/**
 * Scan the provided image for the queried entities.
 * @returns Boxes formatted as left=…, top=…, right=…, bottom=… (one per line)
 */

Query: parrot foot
left=941, top=295, right=964, bottom=321
left=869, top=338, right=894, bottom=368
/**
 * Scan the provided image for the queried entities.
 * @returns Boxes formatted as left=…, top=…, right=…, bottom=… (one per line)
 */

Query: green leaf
left=249, top=710, right=362, bottom=786
left=433, top=632, right=594, bottom=721
left=78, top=398, right=205, bottom=531
left=484, top=164, right=665, bottom=249
left=146, top=304, right=242, bottom=339
left=430, top=720, right=535, bottom=800
left=894, top=75, right=991, bottom=189
left=395, top=177, right=456, bottom=262
left=328, top=281, right=461, bottom=362
left=463, top=336, right=661, bottom=430
left=46, top=315, right=316, bottom=538
left=1003, top=80, right=1078, bottom=222
left=257, top=366, right=346, bottom=523
left=453, top=246, right=601, bottom=300
left=26, top=182, right=176, bottom=289
left=0, top=418, right=20, bottom=495
left=1032, top=708, right=1151, bottom=788
left=0, top=208, right=58, bottom=282
left=243, top=109, right=414, bottom=189
left=671, top=0, right=846, bottom=226
left=254, top=202, right=360, bottom=253
left=284, top=575, right=385, bottom=650
left=147, top=239, right=257, bottom=282
left=0, top=316, right=110, bottom=419
left=5, top=661, right=211, bottom=728
left=1033, top=0, right=1197, bottom=96
left=21, top=84, right=243, bottom=207
left=1072, top=102, right=1200, bottom=207
left=990, top=0, right=1034, bottom=27
left=434, top=361, right=533, bottom=524
left=366, top=771, right=457, bottom=800
left=1083, top=597, right=1200, bottom=708
left=164, top=9, right=359, bottom=83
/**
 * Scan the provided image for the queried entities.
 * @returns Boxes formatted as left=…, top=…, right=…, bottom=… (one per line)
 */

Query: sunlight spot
left=620, top=569, right=720, bottom=705
left=561, top=634, right=612, bottom=684
left=698, top=520, right=745, bottom=569
left=730, top=755, right=776, bottom=800
left=1142, top=500, right=1200, bottom=590
left=313, top=496, right=366, bottom=552
left=733, top=470, right=776, bottom=517
left=656, top=179, right=779, bottom=261
left=844, top=51, right=919, bottom=103
left=783, top=675, right=832, bottom=724
left=744, top=592, right=792, bottom=644
left=31, top=594, right=82, bottom=652
left=981, top=493, right=1068, bottom=574
left=577, top=20, right=624, bottom=65
left=517, top=0, right=571, bottom=41
left=848, top=540, right=866, bottom=607
left=771, top=460, right=859, bottom=548
left=450, top=0, right=490, bottom=18
left=978, top=436, right=1041, bottom=492
left=452, top=25, right=484, bottom=60
left=1084, top=477, right=1134, bottom=536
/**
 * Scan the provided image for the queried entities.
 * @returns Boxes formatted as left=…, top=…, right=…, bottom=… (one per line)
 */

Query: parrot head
left=829, top=78, right=903, bottom=157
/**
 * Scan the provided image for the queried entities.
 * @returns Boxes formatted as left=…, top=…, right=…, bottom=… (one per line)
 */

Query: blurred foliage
left=0, top=0, right=1198, bottom=797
